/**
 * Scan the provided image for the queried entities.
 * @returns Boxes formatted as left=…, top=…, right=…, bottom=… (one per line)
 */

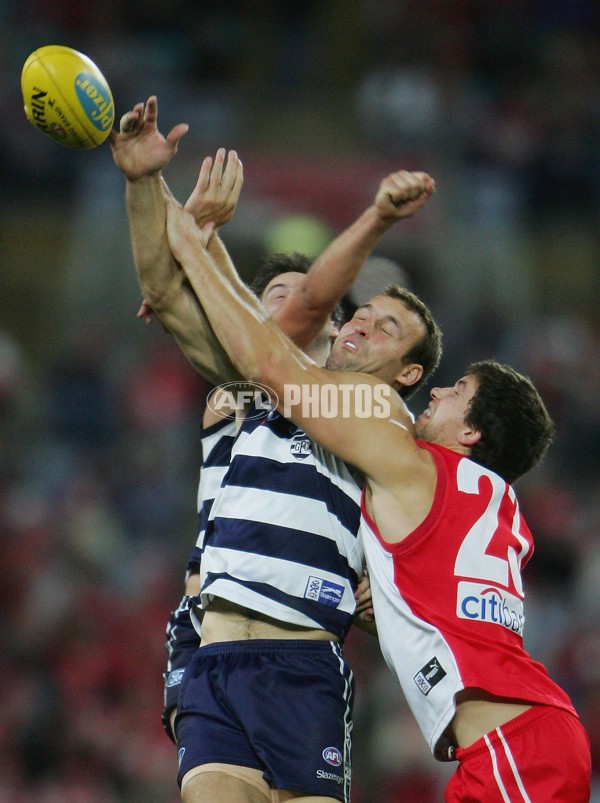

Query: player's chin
left=413, top=414, right=428, bottom=436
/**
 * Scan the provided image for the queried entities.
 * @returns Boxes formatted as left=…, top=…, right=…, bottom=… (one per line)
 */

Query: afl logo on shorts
left=322, top=747, right=342, bottom=767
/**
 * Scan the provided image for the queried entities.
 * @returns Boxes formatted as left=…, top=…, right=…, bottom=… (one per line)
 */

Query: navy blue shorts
left=175, top=639, right=354, bottom=802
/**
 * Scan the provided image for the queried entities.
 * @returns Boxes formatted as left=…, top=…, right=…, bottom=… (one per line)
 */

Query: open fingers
left=183, top=156, right=214, bottom=215
left=143, top=95, right=158, bottom=124
left=165, top=122, right=190, bottom=147
left=117, top=102, right=144, bottom=133
left=198, top=156, right=215, bottom=194
left=220, top=149, right=241, bottom=194
left=208, top=147, right=227, bottom=191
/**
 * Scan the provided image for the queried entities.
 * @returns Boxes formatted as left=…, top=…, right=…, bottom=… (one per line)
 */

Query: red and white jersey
left=360, top=440, right=576, bottom=756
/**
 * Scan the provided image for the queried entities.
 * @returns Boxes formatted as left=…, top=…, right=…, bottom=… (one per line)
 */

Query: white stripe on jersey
left=244, top=425, right=356, bottom=485
left=210, top=485, right=360, bottom=552
left=201, top=545, right=357, bottom=613
left=196, top=464, right=230, bottom=514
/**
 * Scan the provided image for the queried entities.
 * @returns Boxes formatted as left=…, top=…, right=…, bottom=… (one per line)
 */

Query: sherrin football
left=21, top=45, right=114, bottom=149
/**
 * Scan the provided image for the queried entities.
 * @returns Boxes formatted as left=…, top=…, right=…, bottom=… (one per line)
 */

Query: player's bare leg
left=181, top=764, right=341, bottom=803
left=273, top=793, right=340, bottom=802
left=182, top=765, right=270, bottom=803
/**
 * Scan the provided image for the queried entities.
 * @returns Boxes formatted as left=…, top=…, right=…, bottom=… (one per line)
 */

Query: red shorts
left=445, top=705, right=591, bottom=802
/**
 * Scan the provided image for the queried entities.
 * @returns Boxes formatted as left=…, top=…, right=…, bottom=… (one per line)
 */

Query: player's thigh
left=272, top=791, right=340, bottom=802
left=181, top=763, right=270, bottom=803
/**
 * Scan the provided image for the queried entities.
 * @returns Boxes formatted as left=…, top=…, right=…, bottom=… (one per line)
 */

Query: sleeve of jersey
left=162, top=594, right=200, bottom=743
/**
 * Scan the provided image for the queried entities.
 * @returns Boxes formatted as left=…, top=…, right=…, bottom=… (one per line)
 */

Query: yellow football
left=21, top=45, right=114, bottom=149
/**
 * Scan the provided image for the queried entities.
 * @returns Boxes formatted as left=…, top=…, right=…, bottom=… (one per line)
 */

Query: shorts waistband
left=199, top=638, right=342, bottom=655
left=455, top=705, right=577, bottom=762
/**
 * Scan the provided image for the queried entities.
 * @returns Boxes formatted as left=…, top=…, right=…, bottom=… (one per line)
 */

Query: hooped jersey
left=198, top=403, right=364, bottom=640
left=360, top=440, right=577, bottom=755
left=187, top=415, right=239, bottom=573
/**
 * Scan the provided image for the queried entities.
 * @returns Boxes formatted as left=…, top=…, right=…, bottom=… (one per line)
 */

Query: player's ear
left=458, top=426, right=481, bottom=448
left=392, top=362, right=422, bottom=392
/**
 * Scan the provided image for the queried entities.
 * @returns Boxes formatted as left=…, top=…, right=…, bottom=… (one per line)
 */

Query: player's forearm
left=290, top=169, right=434, bottom=332
left=207, top=231, right=237, bottom=278
left=126, top=177, right=239, bottom=384
left=302, top=204, right=392, bottom=306
left=176, top=223, right=304, bottom=388
left=277, top=205, right=392, bottom=347
left=126, top=174, right=177, bottom=307
left=154, top=278, right=242, bottom=386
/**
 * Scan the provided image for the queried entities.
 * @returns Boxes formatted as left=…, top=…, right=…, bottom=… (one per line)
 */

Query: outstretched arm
left=266, top=170, right=435, bottom=348
left=109, top=96, right=241, bottom=385
left=109, top=96, right=187, bottom=303
left=186, top=163, right=435, bottom=350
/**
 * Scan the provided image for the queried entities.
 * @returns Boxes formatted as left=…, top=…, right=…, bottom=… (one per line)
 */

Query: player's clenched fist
left=375, top=170, right=436, bottom=222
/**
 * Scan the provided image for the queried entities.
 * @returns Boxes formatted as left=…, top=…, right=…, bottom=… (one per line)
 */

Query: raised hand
left=184, top=147, right=244, bottom=229
left=166, top=196, right=214, bottom=265
left=109, top=95, right=189, bottom=181
left=375, top=170, right=436, bottom=223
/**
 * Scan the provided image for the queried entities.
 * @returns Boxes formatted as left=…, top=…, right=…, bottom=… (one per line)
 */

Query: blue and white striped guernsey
left=199, top=402, right=364, bottom=640
left=186, top=416, right=238, bottom=574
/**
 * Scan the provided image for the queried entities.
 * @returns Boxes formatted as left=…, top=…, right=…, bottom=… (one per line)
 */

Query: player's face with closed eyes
left=326, top=295, right=425, bottom=388
left=260, top=272, right=305, bottom=316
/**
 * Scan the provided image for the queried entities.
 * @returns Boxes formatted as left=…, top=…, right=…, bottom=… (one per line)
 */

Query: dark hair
left=383, top=284, right=442, bottom=399
left=250, top=252, right=312, bottom=296
left=250, top=252, right=343, bottom=326
left=465, top=360, right=555, bottom=484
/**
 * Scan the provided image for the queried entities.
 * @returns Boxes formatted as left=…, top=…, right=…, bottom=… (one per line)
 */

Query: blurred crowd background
left=2, top=1, right=600, bottom=800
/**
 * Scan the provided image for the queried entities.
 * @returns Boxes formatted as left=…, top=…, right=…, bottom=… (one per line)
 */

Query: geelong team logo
left=206, top=382, right=278, bottom=420
left=290, top=432, right=312, bottom=459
